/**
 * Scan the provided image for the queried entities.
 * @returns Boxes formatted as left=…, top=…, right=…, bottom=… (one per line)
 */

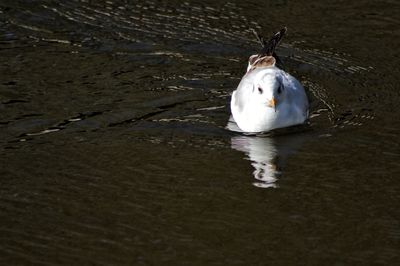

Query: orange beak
left=267, top=98, right=276, bottom=108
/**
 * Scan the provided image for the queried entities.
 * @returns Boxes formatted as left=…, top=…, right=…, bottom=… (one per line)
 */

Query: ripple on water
left=1, top=0, right=399, bottom=264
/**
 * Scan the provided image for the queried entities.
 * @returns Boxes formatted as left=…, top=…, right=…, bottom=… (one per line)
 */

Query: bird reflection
left=231, top=136, right=281, bottom=188
left=228, top=117, right=309, bottom=188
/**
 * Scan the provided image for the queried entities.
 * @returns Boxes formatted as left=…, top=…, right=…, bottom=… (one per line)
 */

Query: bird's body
left=230, top=28, right=309, bottom=133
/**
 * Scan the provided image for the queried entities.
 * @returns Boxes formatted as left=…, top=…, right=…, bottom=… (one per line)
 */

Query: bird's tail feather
left=253, top=27, right=287, bottom=57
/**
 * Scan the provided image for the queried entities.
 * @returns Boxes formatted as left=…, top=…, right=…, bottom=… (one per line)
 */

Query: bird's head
left=250, top=71, right=285, bottom=111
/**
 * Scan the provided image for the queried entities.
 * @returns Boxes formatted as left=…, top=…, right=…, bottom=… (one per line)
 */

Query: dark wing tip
left=279, top=27, right=287, bottom=36
left=258, top=27, right=287, bottom=56
left=251, top=28, right=266, bottom=47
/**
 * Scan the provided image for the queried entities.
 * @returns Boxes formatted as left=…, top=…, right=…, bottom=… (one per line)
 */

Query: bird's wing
left=257, top=27, right=287, bottom=57
left=247, top=28, right=287, bottom=72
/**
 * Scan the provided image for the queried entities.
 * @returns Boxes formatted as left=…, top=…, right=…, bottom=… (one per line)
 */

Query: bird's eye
left=258, top=87, right=263, bottom=94
left=277, top=84, right=283, bottom=94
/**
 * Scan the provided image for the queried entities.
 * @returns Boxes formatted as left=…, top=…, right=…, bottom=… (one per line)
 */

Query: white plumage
left=230, top=28, right=309, bottom=133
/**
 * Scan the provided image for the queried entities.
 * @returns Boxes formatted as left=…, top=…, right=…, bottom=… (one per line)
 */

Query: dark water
left=1, top=0, right=399, bottom=264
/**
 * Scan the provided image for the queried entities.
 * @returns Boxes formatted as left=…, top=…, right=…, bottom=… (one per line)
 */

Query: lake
left=0, top=0, right=399, bottom=264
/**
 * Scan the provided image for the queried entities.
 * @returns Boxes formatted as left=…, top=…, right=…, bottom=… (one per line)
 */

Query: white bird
left=230, top=28, right=309, bottom=133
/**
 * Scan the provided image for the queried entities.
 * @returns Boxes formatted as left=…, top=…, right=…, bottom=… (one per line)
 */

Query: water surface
left=1, top=0, right=399, bottom=264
